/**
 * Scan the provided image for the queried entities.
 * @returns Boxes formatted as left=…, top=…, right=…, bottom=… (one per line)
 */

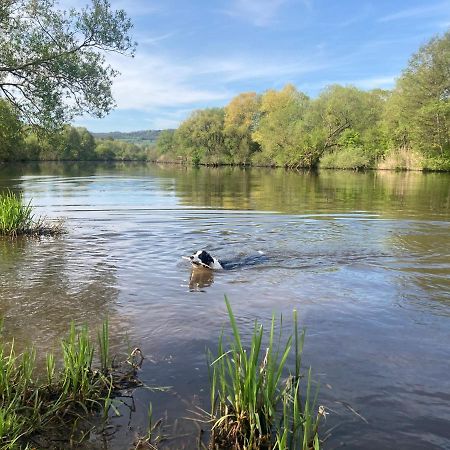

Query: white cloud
left=222, top=0, right=288, bottom=26
left=196, top=57, right=328, bottom=82
left=137, top=32, right=176, bottom=47
left=379, top=2, right=450, bottom=22
left=108, top=53, right=230, bottom=110
left=106, top=48, right=329, bottom=111
left=298, top=75, right=397, bottom=93
left=351, top=75, right=397, bottom=90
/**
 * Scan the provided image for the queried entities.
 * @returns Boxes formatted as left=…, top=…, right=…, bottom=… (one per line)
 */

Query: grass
left=0, top=319, right=143, bottom=449
left=208, top=298, right=325, bottom=450
left=0, top=190, right=63, bottom=237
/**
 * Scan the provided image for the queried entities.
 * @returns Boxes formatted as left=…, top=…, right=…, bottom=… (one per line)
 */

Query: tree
left=176, top=108, right=227, bottom=165
left=386, top=30, right=450, bottom=157
left=0, top=0, right=136, bottom=128
left=0, top=99, right=23, bottom=160
left=224, top=92, right=260, bottom=164
left=78, top=127, right=96, bottom=160
left=252, top=84, right=311, bottom=167
left=156, top=130, right=176, bottom=156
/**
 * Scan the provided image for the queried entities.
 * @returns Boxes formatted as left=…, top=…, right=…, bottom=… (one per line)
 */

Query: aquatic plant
left=208, top=298, right=325, bottom=449
left=0, top=319, right=143, bottom=449
left=0, top=190, right=62, bottom=237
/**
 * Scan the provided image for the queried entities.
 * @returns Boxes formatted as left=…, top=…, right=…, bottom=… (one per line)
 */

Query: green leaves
left=0, top=0, right=136, bottom=128
left=386, top=30, right=450, bottom=163
left=209, top=297, right=322, bottom=449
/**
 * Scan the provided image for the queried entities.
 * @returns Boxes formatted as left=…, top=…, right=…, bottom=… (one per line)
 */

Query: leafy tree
left=176, top=108, right=227, bottom=165
left=0, top=99, right=23, bottom=160
left=156, top=130, right=176, bottom=156
left=60, top=126, right=82, bottom=160
left=224, top=92, right=260, bottom=164
left=95, top=141, right=116, bottom=161
left=0, top=0, right=136, bottom=128
left=386, top=30, right=450, bottom=159
left=252, top=84, right=311, bottom=167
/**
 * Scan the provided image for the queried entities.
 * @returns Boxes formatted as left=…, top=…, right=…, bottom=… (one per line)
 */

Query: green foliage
left=0, top=0, right=136, bottom=128
left=94, top=138, right=151, bottom=161
left=252, top=84, right=313, bottom=167
left=156, top=129, right=176, bottom=157
left=176, top=108, right=227, bottom=165
left=209, top=297, right=323, bottom=449
left=320, top=147, right=372, bottom=170
left=384, top=29, right=450, bottom=158
left=0, top=191, right=34, bottom=236
left=92, top=129, right=162, bottom=143
left=0, top=190, right=62, bottom=236
left=165, top=35, right=440, bottom=172
left=167, top=83, right=392, bottom=170
left=0, top=100, right=23, bottom=161
left=224, top=92, right=261, bottom=164
left=0, top=319, right=139, bottom=448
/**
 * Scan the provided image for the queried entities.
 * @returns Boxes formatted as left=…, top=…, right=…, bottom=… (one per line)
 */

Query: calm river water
left=0, top=162, right=449, bottom=449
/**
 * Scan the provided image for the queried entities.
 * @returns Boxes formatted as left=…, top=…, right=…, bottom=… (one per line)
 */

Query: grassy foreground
left=208, top=298, right=325, bottom=450
left=0, top=319, right=143, bottom=449
left=0, top=190, right=62, bottom=237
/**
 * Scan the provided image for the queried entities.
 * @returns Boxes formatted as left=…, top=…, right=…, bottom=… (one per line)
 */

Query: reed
left=98, top=316, right=110, bottom=373
left=0, top=319, right=141, bottom=449
left=0, top=190, right=63, bottom=237
left=208, top=297, right=325, bottom=449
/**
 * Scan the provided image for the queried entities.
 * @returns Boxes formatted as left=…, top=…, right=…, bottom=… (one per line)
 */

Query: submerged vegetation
left=208, top=298, right=324, bottom=450
left=0, top=190, right=62, bottom=237
left=155, top=30, right=450, bottom=171
left=0, top=318, right=143, bottom=449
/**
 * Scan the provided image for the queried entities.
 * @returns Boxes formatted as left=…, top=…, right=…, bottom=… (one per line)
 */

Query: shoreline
left=1, top=159, right=448, bottom=173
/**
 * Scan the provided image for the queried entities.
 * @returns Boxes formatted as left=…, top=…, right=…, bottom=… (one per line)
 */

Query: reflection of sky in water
left=0, top=163, right=449, bottom=449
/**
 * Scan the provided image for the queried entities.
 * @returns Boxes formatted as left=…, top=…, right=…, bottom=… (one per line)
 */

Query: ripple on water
left=0, top=164, right=449, bottom=449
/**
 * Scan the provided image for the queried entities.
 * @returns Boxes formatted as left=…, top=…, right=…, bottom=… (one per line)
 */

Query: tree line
left=0, top=119, right=154, bottom=162
left=156, top=30, right=450, bottom=171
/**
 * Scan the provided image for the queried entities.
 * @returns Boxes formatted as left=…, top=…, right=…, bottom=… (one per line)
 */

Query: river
left=0, top=162, right=449, bottom=449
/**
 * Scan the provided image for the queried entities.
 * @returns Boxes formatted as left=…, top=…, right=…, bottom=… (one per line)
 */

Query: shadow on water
left=0, top=162, right=449, bottom=449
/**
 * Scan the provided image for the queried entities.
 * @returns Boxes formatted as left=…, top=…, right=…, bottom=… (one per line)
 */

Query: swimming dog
left=185, top=250, right=223, bottom=270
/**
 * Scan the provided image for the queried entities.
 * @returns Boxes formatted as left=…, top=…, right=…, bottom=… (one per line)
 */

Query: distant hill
left=92, top=129, right=170, bottom=145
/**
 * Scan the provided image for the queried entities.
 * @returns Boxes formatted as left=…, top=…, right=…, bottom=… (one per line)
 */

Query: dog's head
left=188, top=250, right=222, bottom=270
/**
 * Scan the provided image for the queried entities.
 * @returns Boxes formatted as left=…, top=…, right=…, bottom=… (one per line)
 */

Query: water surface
left=0, top=163, right=449, bottom=449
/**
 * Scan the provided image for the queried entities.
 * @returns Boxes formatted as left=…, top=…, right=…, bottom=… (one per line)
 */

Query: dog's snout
left=189, top=255, right=194, bottom=260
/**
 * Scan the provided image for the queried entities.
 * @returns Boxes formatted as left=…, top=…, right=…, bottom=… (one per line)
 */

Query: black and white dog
left=186, top=250, right=223, bottom=270
left=185, top=249, right=267, bottom=270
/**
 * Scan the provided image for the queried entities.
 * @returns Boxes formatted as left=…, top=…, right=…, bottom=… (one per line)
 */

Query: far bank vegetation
left=155, top=30, right=450, bottom=171
left=1, top=30, right=449, bottom=171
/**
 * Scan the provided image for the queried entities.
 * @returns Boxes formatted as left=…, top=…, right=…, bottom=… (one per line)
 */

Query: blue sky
left=72, top=0, right=450, bottom=132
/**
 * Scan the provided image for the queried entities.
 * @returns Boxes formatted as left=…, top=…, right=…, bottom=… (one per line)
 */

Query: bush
left=320, top=146, right=373, bottom=170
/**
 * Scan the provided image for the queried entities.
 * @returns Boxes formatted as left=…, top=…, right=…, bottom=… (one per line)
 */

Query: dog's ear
left=199, top=251, right=214, bottom=266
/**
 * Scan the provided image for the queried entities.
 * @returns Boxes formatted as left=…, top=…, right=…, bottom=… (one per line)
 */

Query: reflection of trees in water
left=0, top=161, right=100, bottom=180
left=0, top=235, right=130, bottom=359
left=3, top=162, right=448, bottom=217
left=155, top=165, right=450, bottom=217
